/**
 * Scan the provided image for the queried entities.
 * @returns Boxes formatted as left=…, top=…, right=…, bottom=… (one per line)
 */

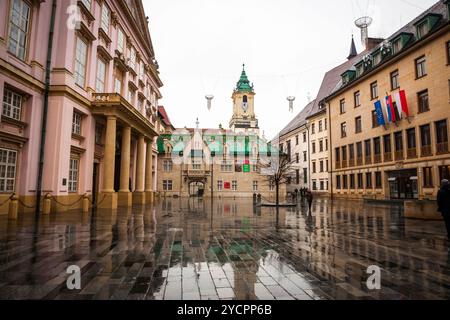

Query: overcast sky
left=143, top=0, right=438, bottom=138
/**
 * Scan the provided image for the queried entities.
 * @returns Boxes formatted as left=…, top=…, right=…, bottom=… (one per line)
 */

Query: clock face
left=242, top=102, right=248, bottom=112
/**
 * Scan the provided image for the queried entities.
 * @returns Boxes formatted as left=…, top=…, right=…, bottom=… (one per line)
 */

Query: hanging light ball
left=287, top=96, right=296, bottom=112
left=205, top=95, right=214, bottom=111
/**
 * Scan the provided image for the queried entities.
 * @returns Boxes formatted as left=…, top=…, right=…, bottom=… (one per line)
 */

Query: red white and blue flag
left=385, top=94, right=396, bottom=123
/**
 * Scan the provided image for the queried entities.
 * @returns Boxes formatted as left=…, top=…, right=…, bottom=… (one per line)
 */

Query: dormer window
left=373, top=52, right=382, bottom=66
left=392, top=38, right=402, bottom=54
left=355, top=63, right=364, bottom=77
left=416, top=21, right=429, bottom=39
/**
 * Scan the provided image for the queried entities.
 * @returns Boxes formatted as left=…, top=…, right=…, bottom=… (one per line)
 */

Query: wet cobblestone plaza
left=0, top=198, right=449, bottom=300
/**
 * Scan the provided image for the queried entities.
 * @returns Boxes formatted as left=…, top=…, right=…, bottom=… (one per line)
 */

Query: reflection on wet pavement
left=0, top=197, right=449, bottom=300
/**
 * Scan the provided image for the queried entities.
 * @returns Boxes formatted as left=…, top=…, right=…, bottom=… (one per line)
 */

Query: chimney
left=365, top=37, right=385, bottom=51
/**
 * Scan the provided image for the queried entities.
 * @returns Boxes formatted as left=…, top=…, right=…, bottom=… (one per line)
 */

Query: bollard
left=8, top=194, right=19, bottom=220
left=42, top=194, right=52, bottom=215
left=82, top=194, right=90, bottom=213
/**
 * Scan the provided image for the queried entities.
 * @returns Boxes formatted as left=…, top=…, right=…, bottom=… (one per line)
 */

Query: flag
left=386, top=95, right=396, bottom=122
left=374, top=100, right=386, bottom=126
left=395, top=90, right=410, bottom=118
left=384, top=98, right=392, bottom=123
left=393, top=92, right=403, bottom=120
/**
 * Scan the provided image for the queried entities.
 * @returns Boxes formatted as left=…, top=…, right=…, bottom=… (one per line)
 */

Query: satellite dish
left=355, top=16, right=373, bottom=48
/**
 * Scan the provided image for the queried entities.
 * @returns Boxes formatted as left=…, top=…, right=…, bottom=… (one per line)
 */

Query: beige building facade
left=326, top=1, right=450, bottom=205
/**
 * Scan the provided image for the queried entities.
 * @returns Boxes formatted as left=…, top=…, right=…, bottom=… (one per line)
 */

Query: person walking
left=437, top=179, right=450, bottom=244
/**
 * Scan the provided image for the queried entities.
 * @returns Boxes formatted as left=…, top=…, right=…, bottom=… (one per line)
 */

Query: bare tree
left=259, top=152, right=297, bottom=206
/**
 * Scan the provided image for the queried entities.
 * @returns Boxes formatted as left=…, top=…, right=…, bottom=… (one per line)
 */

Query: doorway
left=388, top=169, right=418, bottom=200
left=189, top=182, right=205, bottom=197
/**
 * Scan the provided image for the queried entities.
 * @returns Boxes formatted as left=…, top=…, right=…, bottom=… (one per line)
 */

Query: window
left=372, top=110, right=379, bottom=128
left=0, top=148, right=17, bottom=192
left=370, top=82, right=378, bottom=100
left=253, top=181, right=258, bottom=192
left=423, top=167, right=433, bottom=188
left=406, top=128, right=416, bottom=150
left=319, top=120, right=323, bottom=132
left=163, top=180, right=173, bottom=191
left=373, top=52, right=381, bottom=66
left=128, top=87, right=135, bottom=104
left=303, top=151, right=307, bottom=162
left=364, top=140, right=371, bottom=157
left=354, top=91, right=361, bottom=108
left=366, top=172, right=373, bottom=189
left=114, top=78, right=122, bottom=94
left=303, top=132, right=307, bottom=143
left=415, top=56, right=427, bottom=78
left=296, top=169, right=300, bottom=185
left=384, top=134, right=392, bottom=153
left=312, top=161, right=316, bottom=173
left=394, top=131, right=403, bottom=151
left=350, top=174, right=355, bottom=189
left=357, top=173, right=363, bottom=189
left=417, top=90, right=429, bottom=113
left=342, top=146, right=347, bottom=163
left=349, top=144, right=355, bottom=162
left=312, top=142, right=316, bottom=154
left=117, top=28, right=125, bottom=53
left=101, top=3, right=110, bottom=33
left=374, top=137, right=381, bottom=156
left=439, top=165, right=450, bottom=182
left=447, top=41, right=450, bottom=65
left=295, top=135, right=299, bottom=145
left=2, top=88, right=23, bottom=120
left=8, top=0, right=31, bottom=60
left=312, top=180, right=317, bottom=191
left=356, top=142, right=363, bottom=159
left=311, top=123, right=315, bottom=134
left=392, top=38, right=402, bottom=54
left=435, top=120, right=449, bottom=153
left=420, top=124, right=432, bottom=156
left=296, top=153, right=299, bottom=164
left=341, top=122, right=347, bottom=138
left=340, top=99, right=346, bottom=114
left=221, top=161, right=233, bottom=172
left=72, top=112, right=82, bottom=135
left=74, top=36, right=88, bottom=87
left=319, top=140, right=323, bottom=152
left=343, top=175, right=348, bottom=189
left=96, top=58, right=106, bottom=92
left=163, top=160, right=173, bottom=172
left=95, top=124, right=103, bottom=145
left=355, top=116, right=362, bottom=133
left=319, top=160, right=324, bottom=173
left=68, top=158, right=79, bottom=192
left=416, top=21, right=429, bottom=38
left=81, top=0, right=91, bottom=10
left=217, top=180, right=223, bottom=191
left=391, top=70, right=400, bottom=90
left=335, top=147, right=340, bottom=163
left=324, top=119, right=327, bottom=130
left=375, top=172, right=382, bottom=189
left=232, top=180, right=237, bottom=191
left=336, top=175, right=341, bottom=189
left=303, top=168, right=307, bottom=184
left=130, top=47, right=136, bottom=70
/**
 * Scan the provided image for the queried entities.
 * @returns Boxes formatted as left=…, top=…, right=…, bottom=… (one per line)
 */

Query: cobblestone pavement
left=0, top=198, right=449, bottom=300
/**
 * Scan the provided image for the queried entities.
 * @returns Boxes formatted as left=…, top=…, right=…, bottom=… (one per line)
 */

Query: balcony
left=356, top=157, right=363, bottom=166
left=394, top=150, right=404, bottom=161
left=365, top=156, right=372, bottom=165
left=436, top=142, right=449, bottom=155
left=341, top=160, right=348, bottom=168
left=348, top=158, right=355, bottom=167
left=374, top=154, right=382, bottom=164
left=384, top=152, right=392, bottom=162
left=335, top=161, right=341, bottom=169
left=421, top=145, right=432, bottom=157
left=407, top=148, right=417, bottom=159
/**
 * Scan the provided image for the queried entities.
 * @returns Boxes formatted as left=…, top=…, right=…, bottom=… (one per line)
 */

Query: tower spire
left=348, top=35, right=358, bottom=60
left=236, top=63, right=254, bottom=93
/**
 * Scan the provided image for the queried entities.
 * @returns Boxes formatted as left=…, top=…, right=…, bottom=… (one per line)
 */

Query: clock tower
left=229, top=64, right=259, bottom=135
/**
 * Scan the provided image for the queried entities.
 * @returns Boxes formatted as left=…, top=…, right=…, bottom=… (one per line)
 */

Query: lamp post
left=305, top=123, right=311, bottom=191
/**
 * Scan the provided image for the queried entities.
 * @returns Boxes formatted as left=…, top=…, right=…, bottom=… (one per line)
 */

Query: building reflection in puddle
left=0, top=197, right=449, bottom=300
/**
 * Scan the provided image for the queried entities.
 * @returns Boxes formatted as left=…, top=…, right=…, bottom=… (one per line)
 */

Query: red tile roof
left=158, top=106, right=173, bottom=128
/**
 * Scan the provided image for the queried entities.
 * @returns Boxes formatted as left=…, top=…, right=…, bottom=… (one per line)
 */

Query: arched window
left=243, top=95, right=248, bottom=103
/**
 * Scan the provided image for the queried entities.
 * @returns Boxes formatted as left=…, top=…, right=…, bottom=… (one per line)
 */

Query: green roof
left=236, top=64, right=254, bottom=93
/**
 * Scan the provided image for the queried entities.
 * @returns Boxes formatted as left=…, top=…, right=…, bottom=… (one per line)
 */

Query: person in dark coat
left=437, top=179, right=450, bottom=243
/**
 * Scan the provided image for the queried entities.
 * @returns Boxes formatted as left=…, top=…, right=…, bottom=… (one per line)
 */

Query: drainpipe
left=35, top=0, right=57, bottom=215
left=327, top=102, right=334, bottom=201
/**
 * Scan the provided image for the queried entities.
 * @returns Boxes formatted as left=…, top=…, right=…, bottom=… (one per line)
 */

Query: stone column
left=118, top=126, right=132, bottom=207
left=145, top=139, right=154, bottom=203
left=134, top=135, right=146, bottom=204
left=100, top=116, right=118, bottom=209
